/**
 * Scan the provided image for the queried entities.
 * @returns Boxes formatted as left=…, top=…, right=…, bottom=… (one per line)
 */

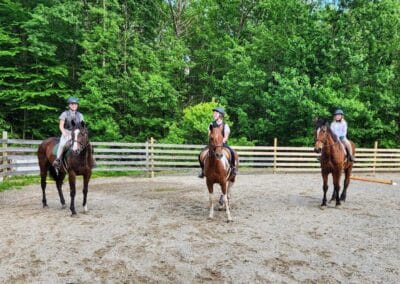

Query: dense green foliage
left=1, top=0, right=399, bottom=147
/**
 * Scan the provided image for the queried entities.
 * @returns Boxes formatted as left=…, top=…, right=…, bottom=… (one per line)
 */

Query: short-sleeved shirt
left=59, top=110, right=84, bottom=130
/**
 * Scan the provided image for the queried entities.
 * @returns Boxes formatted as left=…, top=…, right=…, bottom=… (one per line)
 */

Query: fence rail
left=1, top=131, right=400, bottom=180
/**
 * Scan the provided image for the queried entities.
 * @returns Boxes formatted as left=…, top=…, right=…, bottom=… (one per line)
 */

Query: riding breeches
left=56, top=131, right=71, bottom=159
left=340, top=138, right=353, bottom=156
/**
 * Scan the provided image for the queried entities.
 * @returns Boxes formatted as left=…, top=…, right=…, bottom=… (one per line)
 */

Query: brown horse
left=199, top=123, right=238, bottom=222
left=314, top=118, right=355, bottom=208
left=37, top=122, right=93, bottom=215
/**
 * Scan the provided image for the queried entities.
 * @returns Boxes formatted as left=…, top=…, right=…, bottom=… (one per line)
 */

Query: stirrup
left=231, top=167, right=237, bottom=176
left=53, top=158, right=61, bottom=169
left=198, top=171, right=204, bottom=178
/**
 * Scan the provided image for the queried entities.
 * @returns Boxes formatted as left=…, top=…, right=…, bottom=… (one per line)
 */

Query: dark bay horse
left=314, top=118, right=355, bottom=208
left=199, top=123, right=238, bottom=222
left=37, top=122, right=93, bottom=215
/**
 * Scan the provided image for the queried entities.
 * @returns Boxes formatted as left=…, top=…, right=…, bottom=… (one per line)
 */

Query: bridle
left=208, top=126, right=224, bottom=158
left=208, top=143, right=224, bottom=157
left=71, top=128, right=89, bottom=154
left=315, top=127, right=339, bottom=149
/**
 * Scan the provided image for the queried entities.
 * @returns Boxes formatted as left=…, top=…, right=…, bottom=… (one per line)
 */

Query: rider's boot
left=52, top=158, right=61, bottom=170
left=198, top=169, right=205, bottom=178
left=231, top=166, right=237, bottom=176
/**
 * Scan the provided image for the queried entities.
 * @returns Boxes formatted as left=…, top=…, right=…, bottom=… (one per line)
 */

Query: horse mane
left=326, top=125, right=339, bottom=142
left=315, top=118, right=339, bottom=142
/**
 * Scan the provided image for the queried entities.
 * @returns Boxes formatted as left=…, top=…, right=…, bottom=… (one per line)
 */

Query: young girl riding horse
left=53, top=97, right=84, bottom=169
left=330, top=109, right=354, bottom=162
left=198, top=107, right=237, bottom=178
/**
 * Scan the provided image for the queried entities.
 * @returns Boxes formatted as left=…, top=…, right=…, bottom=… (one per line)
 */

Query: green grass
left=0, top=175, right=39, bottom=192
left=0, top=170, right=148, bottom=192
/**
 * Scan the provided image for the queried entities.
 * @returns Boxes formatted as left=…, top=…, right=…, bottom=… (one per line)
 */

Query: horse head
left=71, top=121, right=90, bottom=155
left=208, top=123, right=224, bottom=159
left=314, top=118, right=329, bottom=153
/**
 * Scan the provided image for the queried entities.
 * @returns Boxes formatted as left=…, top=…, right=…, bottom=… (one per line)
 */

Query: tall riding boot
left=345, top=143, right=354, bottom=162
left=231, top=164, right=237, bottom=176
left=198, top=155, right=205, bottom=178
left=198, top=166, right=205, bottom=178
left=53, top=157, right=62, bottom=169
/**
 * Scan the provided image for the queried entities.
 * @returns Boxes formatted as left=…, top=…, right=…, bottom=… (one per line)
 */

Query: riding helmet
left=67, top=96, right=79, bottom=104
left=333, top=109, right=344, bottom=115
left=212, top=107, right=225, bottom=116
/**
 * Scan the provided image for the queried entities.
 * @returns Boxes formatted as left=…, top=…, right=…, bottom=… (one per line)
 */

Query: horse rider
left=52, top=96, right=84, bottom=169
left=330, top=109, right=355, bottom=162
left=198, top=107, right=237, bottom=178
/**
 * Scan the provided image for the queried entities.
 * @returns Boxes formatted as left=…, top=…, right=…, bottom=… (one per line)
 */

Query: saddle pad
left=52, top=143, right=72, bottom=158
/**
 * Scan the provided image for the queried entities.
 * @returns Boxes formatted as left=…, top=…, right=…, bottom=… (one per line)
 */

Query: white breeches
left=56, top=131, right=71, bottom=159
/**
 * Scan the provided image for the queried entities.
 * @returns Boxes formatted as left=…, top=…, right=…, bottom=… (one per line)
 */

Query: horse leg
left=40, top=167, right=48, bottom=208
left=56, top=171, right=66, bottom=208
left=68, top=172, right=77, bottom=215
left=332, top=171, right=342, bottom=207
left=221, top=182, right=232, bottom=222
left=321, top=172, right=329, bottom=208
left=82, top=172, right=91, bottom=213
left=207, top=180, right=214, bottom=219
left=340, top=167, right=351, bottom=202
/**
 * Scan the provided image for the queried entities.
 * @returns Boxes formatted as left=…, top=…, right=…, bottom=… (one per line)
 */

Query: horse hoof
left=335, top=204, right=342, bottom=208
left=71, top=212, right=77, bottom=217
left=226, top=219, right=233, bottom=223
left=61, top=204, right=67, bottom=209
left=320, top=205, right=327, bottom=210
left=43, top=204, right=49, bottom=208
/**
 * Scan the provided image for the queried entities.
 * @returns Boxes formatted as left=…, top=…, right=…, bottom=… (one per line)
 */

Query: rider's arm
left=223, top=124, right=230, bottom=144
left=59, top=120, right=67, bottom=136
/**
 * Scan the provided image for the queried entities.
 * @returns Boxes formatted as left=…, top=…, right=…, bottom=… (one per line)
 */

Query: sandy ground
left=0, top=172, right=399, bottom=283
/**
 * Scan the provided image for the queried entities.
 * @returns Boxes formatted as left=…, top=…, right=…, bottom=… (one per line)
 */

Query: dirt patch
left=0, top=173, right=399, bottom=283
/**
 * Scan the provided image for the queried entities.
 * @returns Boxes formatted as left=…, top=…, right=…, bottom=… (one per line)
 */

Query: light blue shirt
left=330, top=120, right=347, bottom=139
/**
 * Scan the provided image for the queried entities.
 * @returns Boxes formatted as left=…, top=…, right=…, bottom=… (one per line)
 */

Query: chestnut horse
left=37, top=122, right=93, bottom=215
left=199, top=123, right=238, bottom=222
left=314, top=118, right=355, bottom=208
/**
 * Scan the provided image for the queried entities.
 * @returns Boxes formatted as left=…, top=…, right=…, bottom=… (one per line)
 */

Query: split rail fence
left=1, top=132, right=400, bottom=180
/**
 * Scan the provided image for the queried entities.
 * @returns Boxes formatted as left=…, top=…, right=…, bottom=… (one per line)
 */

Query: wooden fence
left=1, top=132, right=400, bottom=180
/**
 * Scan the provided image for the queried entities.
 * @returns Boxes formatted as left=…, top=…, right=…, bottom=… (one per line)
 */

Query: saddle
left=200, top=147, right=234, bottom=167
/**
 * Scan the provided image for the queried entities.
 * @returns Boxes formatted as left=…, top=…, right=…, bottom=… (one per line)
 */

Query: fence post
left=273, top=138, right=277, bottom=174
left=145, top=139, right=150, bottom=177
left=1, top=131, right=8, bottom=181
left=150, top=137, right=155, bottom=178
left=373, top=141, right=378, bottom=175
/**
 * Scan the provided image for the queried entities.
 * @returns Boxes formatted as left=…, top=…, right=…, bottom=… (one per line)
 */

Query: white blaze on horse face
left=72, top=129, right=80, bottom=152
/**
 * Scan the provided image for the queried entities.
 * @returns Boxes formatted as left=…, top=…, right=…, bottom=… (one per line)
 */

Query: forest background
left=0, top=0, right=399, bottom=148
